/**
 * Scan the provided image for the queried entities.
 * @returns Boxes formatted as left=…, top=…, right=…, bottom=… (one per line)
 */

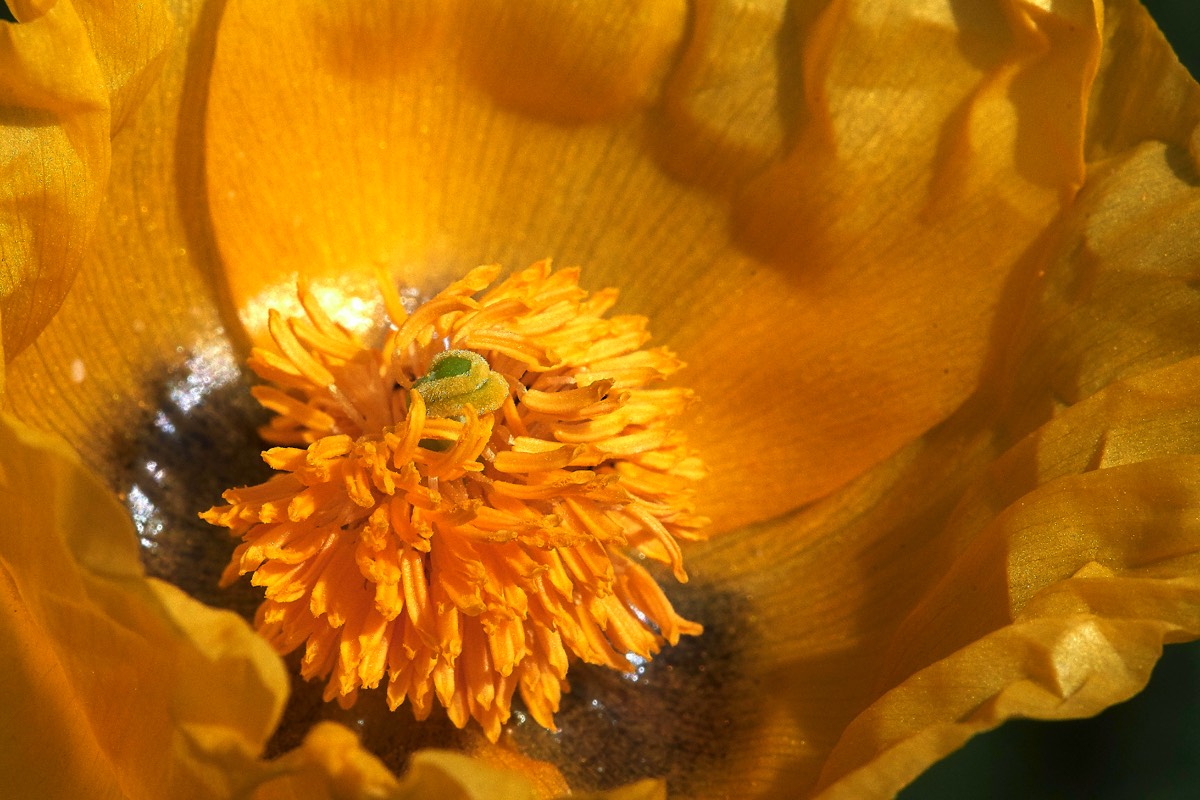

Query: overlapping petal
left=1, top=0, right=1198, bottom=798
left=3, top=0, right=663, bottom=795
left=206, top=0, right=1110, bottom=533
left=679, top=2, right=1200, bottom=795
left=0, top=0, right=172, bottom=369
left=4, top=0, right=223, bottom=481
left=72, top=0, right=174, bottom=133
left=0, top=411, right=286, bottom=798
left=1, top=0, right=108, bottom=367
left=0, top=405, right=663, bottom=800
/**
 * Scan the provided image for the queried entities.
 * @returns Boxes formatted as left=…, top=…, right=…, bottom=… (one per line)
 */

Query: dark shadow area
left=117, top=350, right=750, bottom=789
left=1145, top=0, right=1200, bottom=79
left=0, top=2, right=15, bottom=24
left=264, top=651, right=471, bottom=763
left=1166, top=137, right=1200, bottom=186
left=269, top=578, right=751, bottom=794
left=266, top=562, right=752, bottom=791
left=512, top=581, right=751, bottom=795
left=902, top=638, right=1200, bottom=800
left=115, top=350, right=271, bottom=620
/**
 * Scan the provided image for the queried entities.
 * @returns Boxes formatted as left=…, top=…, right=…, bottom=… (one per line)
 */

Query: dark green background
left=1145, top=0, right=1200, bottom=79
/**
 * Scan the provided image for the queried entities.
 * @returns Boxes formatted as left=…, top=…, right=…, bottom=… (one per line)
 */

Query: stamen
left=203, top=262, right=708, bottom=743
left=372, top=264, right=410, bottom=327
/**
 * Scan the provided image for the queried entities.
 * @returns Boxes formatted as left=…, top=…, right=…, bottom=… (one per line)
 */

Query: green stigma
left=413, top=349, right=509, bottom=418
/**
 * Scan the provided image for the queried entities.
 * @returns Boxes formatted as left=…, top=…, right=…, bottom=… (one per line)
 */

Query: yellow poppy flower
left=4, top=0, right=1200, bottom=797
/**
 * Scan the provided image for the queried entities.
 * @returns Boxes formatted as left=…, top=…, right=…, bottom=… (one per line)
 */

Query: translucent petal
left=0, top=0, right=109, bottom=361
left=206, top=0, right=1102, bottom=531
left=4, top=0, right=228, bottom=483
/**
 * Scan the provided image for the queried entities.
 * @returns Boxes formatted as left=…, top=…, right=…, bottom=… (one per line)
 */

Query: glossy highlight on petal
left=204, top=262, right=707, bottom=742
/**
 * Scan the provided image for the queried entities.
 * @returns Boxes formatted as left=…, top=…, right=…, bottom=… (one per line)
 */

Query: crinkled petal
left=205, top=0, right=1104, bottom=533
left=1, top=0, right=109, bottom=362
left=8, top=0, right=1199, bottom=797
left=809, top=365, right=1200, bottom=798
left=0, top=411, right=288, bottom=798
left=1084, top=0, right=1200, bottom=161
left=682, top=5, right=1200, bottom=794
left=5, top=0, right=230, bottom=482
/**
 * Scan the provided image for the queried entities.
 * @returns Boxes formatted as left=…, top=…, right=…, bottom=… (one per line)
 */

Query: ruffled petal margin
left=0, top=410, right=667, bottom=799
left=5, top=0, right=1198, bottom=797
left=686, top=3, right=1200, bottom=795
left=0, top=410, right=286, bottom=798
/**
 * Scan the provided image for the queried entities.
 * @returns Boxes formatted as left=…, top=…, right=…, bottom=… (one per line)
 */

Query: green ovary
left=414, top=349, right=509, bottom=418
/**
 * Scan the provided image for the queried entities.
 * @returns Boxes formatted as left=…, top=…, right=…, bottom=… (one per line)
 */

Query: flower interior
left=202, top=261, right=709, bottom=741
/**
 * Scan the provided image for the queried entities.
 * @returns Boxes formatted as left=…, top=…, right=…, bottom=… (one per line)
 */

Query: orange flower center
left=202, top=261, right=708, bottom=742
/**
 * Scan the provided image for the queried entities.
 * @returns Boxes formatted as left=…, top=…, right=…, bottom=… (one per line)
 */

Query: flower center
left=413, top=349, right=508, bottom=418
left=201, top=261, right=709, bottom=742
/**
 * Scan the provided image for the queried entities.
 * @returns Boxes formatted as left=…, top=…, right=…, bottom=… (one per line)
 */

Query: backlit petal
left=1, top=0, right=109, bottom=361
left=73, top=0, right=175, bottom=132
left=206, top=0, right=1104, bottom=531
left=6, top=0, right=1198, bottom=796
left=5, top=0, right=229, bottom=482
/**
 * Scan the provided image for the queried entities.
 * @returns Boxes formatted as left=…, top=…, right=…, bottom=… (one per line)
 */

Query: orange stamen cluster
left=202, top=261, right=708, bottom=741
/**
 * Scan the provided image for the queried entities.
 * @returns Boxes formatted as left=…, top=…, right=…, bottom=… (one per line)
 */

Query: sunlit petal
left=0, top=411, right=286, bottom=798
left=685, top=4, right=1200, bottom=792
left=206, top=0, right=1107, bottom=531
left=5, top=0, right=1198, bottom=796
left=1, top=0, right=109, bottom=362
left=72, top=0, right=175, bottom=132
left=5, top=0, right=227, bottom=481
left=243, top=723, right=664, bottom=800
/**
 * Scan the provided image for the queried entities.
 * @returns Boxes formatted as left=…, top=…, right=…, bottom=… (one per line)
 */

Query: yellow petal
left=682, top=0, right=1101, bottom=526
left=204, top=0, right=1103, bottom=532
left=6, top=1, right=56, bottom=22
left=244, top=723, right=399, bottom=800
left=569, top=782, right=667, bottom=800
left=1, top=0, right=109, bottom=361
left=4, top=0, right=229, bottom=480
left=72, top=0, right=175, bottom=132
left=457, top=0, right=686, bottom=121
left=244, top=723, right=663, bottom=800
left=811, top=381, right=1200, bottom=796
left=678, top=11, right=1200, bottom=794
left=655, top=0, right=795, bottom=190
left=0, top=411, right=287, bottom=798
left=7, top=0, right=1197, bottom=797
